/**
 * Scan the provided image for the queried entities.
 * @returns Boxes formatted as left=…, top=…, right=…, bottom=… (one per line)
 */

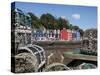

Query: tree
left=72, top=25, right=80, bottom=31
left=78, top=29, right=84, bottom=37
left=69, top=24, right=73, bottom=30
left=40, top=13, right=56, bottom=29
left=57, top=17, right=69, bottom=29
left=28, top=12, right=42, bottom=28
left=69, top=24, right=84, bottom=37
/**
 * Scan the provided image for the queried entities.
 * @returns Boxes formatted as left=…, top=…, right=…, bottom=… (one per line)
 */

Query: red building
left=60, top=28, right=72, bottom=41
left=60, top=28, right=68, bottom=40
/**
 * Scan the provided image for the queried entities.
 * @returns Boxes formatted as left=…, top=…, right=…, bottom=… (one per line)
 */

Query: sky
left=12, top=2, right=97, bottom=30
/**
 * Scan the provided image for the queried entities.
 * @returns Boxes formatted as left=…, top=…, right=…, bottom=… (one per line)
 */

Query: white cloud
left=72, top=14, right=80, bottom=20
left=61, top=16, right=66, bottom=19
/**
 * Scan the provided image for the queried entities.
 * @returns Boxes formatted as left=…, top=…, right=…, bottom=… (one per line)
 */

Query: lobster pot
left=14, top=8, right=26, bottom=26
left=26, top=33, right=31, bottom=44
left=26, top=45, right=46, bottom=70
left=25, top=14, right=32, bottom=27
left=80, top=29, right=97, bottom=55
left=16, top=44, right=46, bottom=72
left=15, top=28, right=32, bottom=46
left=83, top=29, right=97, bottom=39
left=76, top=31, right=80, bottom=40
left=77, top=63, right=96, bottom=69
left=12, top=9, right=20, bottom=24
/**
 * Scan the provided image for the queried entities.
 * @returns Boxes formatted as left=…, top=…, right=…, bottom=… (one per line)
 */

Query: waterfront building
left=76, top=31, right=80, bottom=40
left=60, top=28, right=68, bottom=40
left=32, top=29, right=47, bottom=41
left=67, top=29, right=72, bottom=41
left=72, top=30, right=77, bottom=41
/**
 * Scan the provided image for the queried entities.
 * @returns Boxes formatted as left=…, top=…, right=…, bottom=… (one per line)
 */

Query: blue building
left=32, top=29, right=47, bottom=41
left=76, top=31, right=80, bottom=40
left=72, top=31, right=77, bottom=41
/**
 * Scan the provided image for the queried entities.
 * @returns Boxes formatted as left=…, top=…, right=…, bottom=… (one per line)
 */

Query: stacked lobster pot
left=76, top=63, right=96, bottom=69
left=80, top=29, right=97, bottom=55
left=26, top=44, right=46, bottom=71
left=15, top=44, right=46, bottom=73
